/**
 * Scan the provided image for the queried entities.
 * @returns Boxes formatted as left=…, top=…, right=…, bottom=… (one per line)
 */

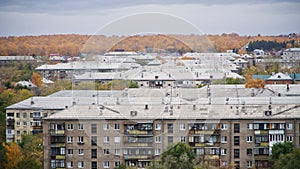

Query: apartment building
left=42, top=86, right=300, bottom=169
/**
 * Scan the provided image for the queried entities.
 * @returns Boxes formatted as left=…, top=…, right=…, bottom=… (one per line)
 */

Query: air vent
left=130, top=111, right=137, bottom=116
left=265, top=111, right=272, bottom=116
left=145, top=105, right=148, bottom=110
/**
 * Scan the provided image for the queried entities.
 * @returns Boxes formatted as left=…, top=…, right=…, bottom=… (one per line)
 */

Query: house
left=281, top=48, right=300, bottom=68
left=265, top=72, right=294, bottom=84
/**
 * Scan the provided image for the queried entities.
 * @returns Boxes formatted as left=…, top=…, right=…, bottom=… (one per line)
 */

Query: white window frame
left=114, top=123, right=120, bottom=130
left=155, top=136, right=161, bottom=143
left=247, top=136, right=253, bottom=142
left=104, top=136, right=109, bottom=143
left=155, top=149, right=161, bottom=155
left=221, top=148, right=227, bottom=155
left=67, top=136, right=73, bottom=143
left=247, top=123, right=253, bottom=130
left=103, top=123, right=109, bottom=130
left=67, top=161, right=73, bottom=168
left=114, top=137, right=121, bottom=143
left=78, top=161, right=84, bottom=168
left=103, top=161, right=109, bottom=168
left=287, top=123, right=293, bottom=130
left=78, top=149, right=84, bottom=155
left=221, top=136, right=227, bottom=143
left=78, top=136, right=84, bottom=143
left=78, top=123, right=83, bottom=130
left=180, top=124, right=186, bottom=130
left=221, top=123, right=228, bottom=130
left=247, top=161, right=252, bottom=168
left=67, top=149, right=73, bottom=155
left=67, top=124, right=73, bottom=130
left=155, top=123, right=161, bottom=130
left=115, top=149, right=120, bottom=155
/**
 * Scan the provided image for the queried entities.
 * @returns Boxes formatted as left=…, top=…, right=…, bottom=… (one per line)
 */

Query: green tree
left=274, top=148, right=300, bottom=169
left=271, top=142, right=294, bottom=166
left=15, top=158, right=41, bottom=169
left=161, top=142, right=196, bottom=169
left=18, top=134, right=43, bottom=167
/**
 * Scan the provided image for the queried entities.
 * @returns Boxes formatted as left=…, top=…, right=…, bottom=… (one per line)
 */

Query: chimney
left=30, top=98, right=34, bottom=105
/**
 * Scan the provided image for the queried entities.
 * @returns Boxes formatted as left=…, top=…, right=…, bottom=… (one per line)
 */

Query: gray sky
left=0, top=0, right=299, bottom=36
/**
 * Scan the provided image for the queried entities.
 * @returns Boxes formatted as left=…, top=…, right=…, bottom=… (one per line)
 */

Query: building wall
left=43, top=118, right=300, bottom=169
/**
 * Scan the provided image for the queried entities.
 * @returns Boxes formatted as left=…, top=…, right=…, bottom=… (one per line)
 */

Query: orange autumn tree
left=2, top=142, right=23, bottom=169
left=31, top=73, right=43, bottom=87
left=245, top=78, right=265, bottom=88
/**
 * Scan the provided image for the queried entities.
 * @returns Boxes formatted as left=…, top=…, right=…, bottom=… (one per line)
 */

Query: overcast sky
left=0, top=0, right=299, bottom=36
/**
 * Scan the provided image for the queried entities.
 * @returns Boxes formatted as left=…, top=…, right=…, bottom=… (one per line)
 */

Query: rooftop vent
left=265, top=111, right=272, bottom=116
left=130, top=111, right=137, bottom=116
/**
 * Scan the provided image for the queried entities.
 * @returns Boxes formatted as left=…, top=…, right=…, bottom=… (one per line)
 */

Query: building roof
left=0, top=56, right=36, bottom=61
left=45, top=102, right=300, bottom=120
left=267, top=72, right=293, bottom=81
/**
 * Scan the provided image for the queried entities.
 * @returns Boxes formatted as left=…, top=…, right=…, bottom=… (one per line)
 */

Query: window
left=247, top=136, right=253, bottom=142
left=235, top=161, right=240, bottom=169
left=104, top=149, right=110, bottom=155
left=16, top=121, right=20, bottom=126
left=91, top=136, right=97, bottom=146
left=234, top=123, right=240, bottom=133
left=91, top=162, right=97, bottom=169
left=67, top=161, right=73, bottom=168
left=16, top=113, right=20, bottom=118
left=155, top=149, right=161, bottom=155
left=23, top=130, right=27, bottom=134
left=91, top=149, right=97, bottom=158
left=287, top=123, right=293, bottom=130
left=115, top=149, right=120, bottom=155
left=155, top=123, right=161, bottom=130
left=115, top=161, right=121, bottom=167
left=123, top=149, right=128, bottom=155
left=234, top=136, right=240, bottom=146
left=17, top=130, right=20, bottom=135
left=286, top=136, right=293, bottom=142
left=67, top=149, right=73, bottom=155
left=44, top=113, right=48, bottom=117
left=168, top=136, right=173, bottom=143
left=104, top=136, right=109, bottom=143
left=247, top=123, right=253, bottom=130
left=195, top=148, right=204, bottom=155
left=23, top=112, right=27, bottom=118
left=222, top=161, right=227, bottom=167
left=91, top=124, right=97, bottom=134
left=78, top=136, right=84, bottom=144
left=78, top=149, right=84, bottom=155
left=247, top=161, right=252, bottom=168
left=103, top=123, right=109, bottom=130
left=247, top=148, right=252, bottom=156
left=254, top=124, right=259, bottom=130
left=23, top=121, right=27, bottom=126
left=67, top=124, right=73, bottom=130
left=30, top=113, right=33, bottom=118
left=78, top=161, right=84, bottom=168
left=67, top=136, right=73, bottom=143
left=78, top=123, right=83, bottom=130
left=180, top=136, right=186, bottom=142
left=168, top=123, right=173, bottom=133
left=221, top=123, right=228, bottom=130
left=221, top=136, right=227, bottom=143
left=234, top=149, right=240, bottom=158
left=221, top=148, right=227, bottom=155
left=180, top=124, right=186, bottom=130
left=103, top=161, right=109, bottom=168
left=114, top=123, right=120, bottom=130
left=114, top=137, right=121, bottom=143
left=155, top=136, right=161, bottom=143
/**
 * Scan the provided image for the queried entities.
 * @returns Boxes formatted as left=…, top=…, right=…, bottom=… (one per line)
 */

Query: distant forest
left=0, top=33, right=299, bottom=56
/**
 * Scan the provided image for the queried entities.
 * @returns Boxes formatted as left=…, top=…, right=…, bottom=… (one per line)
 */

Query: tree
left=161, top=142, right=196, bottom=169
left=274, top=148, right=300, bottom=169
left=31, top=73, right=43, bottom=87
left=18, top=134, right=43, bottom=167
left=2, top=142, right=23, bottom=169
left=15, top=158, right=41, bottom=169
left=271, top=142, right=294, bottom=164
left=245, top=78, right=265, bottom=88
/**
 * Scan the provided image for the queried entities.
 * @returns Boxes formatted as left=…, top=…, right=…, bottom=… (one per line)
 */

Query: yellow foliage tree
left=2, top=142, right=23, bottom=169
left=31, top=73, right=43, bottom=87
left=245, top=78, right=265, bottom=88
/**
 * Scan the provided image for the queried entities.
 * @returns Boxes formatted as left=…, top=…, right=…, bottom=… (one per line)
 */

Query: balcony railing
left=124, top=142, right=153, bottom=147
left=189, top=130, right=220, bottom=135
left=50, top=130, right=65, bottom=135
left=50, top=143, right=66, bottom=147
left=124, top=155, right=153, bottom=160
left=124, top=130, right=153, bottom=135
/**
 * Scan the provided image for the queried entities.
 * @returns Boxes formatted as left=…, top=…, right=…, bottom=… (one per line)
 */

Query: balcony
left=33, top=116, right=42, bottom=121
left=33, top=125, right=43, bottom=130
left=124, top=142, right=153, bottom=147
left=259, top=142, right=269, bottom=147
left=50, top=143, right=66, bottom=147
left=50, top=130, right=65, bottom=136
left=77, top=141, right=84, bottom=145
left=124, top=155, right=153, bottom=160
left=254, top=130, right=268, bottom=135
left=192, top=142, right=220, bottom=147
left=6, top=134, right=14, bottom=139
left=189, top=130, right=220, bottom=135
left=124, top=130, right=153, bottom=136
